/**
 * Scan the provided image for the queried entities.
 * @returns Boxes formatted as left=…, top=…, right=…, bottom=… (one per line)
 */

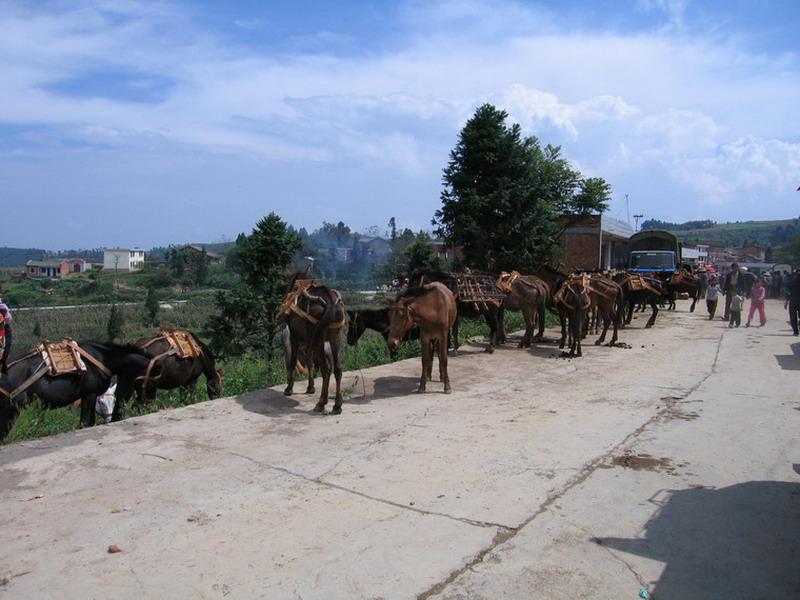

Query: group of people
left=703, top=263, right=800, bottom=334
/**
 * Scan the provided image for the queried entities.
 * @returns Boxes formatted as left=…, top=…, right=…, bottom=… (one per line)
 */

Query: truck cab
left=628, top=230, right=681, bottom=274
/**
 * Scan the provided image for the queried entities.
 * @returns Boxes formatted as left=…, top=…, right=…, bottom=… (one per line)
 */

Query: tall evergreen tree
left=434, top=103, right=610, bottom=271
left=107, top=304, right=124, bottom=341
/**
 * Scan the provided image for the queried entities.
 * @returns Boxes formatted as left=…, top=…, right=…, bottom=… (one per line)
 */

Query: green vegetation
left=663, top=218, right=800, bottom=249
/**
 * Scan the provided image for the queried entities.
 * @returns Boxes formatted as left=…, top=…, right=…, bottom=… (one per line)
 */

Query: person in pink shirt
left=746, top=278, right=767, bottom=327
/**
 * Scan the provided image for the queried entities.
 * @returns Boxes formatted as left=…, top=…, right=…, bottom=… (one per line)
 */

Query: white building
left=103, top=248, right=145, bottom=272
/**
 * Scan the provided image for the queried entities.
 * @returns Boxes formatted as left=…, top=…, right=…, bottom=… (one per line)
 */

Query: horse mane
left=396, top=284, right=438, bottom=299
left=81, top=340, right=149, bottom=357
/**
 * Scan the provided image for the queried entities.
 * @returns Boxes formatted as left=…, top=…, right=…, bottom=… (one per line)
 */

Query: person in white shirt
left=705, top=276, right=724, bottom=320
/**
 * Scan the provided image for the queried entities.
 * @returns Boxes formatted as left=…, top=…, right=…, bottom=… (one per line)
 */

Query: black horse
left=346, top=307, right=419, bottom=357
left=115, top=329, right=222, bottom=408
left=0, top=340, right=156, bottom=440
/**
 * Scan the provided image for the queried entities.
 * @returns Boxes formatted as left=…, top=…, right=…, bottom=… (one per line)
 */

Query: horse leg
left=418, top=334, right=431, bottom=393
left=331, top=340, right=344, bottom=415
left=535, top=297, right=546, bottom=341
left=483, top=310, right=496, bottom=353
left=439, top=332, right=451, bottom=394
left=609, top=309, right=619, bottom=346
left=0, top=402, right=21, bottom=441
left=596, top=309, right=610, bottom=345
left=113, top=378, right=132, bottom=422
left=520, top=305, right=533, bottom=348
left=283, top=336, right=299, bottom=396
left=690, top=288, right=698, bottom=312
left=646, top=299, right=658, bottom=328
left=558, top=307, right=567, bottom=349
left=451, top=318, right=460, bottom=352
left=315, top=347, right=330, bottom=413
left=626, top=300, right=634, bottom=325
left=498, top=307, right=507, bottom=345
left=79, top=392, right=97, bottom=428
left=304, top=341, right=316, bottom=395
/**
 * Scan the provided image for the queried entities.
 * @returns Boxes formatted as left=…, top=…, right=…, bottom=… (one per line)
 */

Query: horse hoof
left=484, top=346, right=494, bottom=354
left=416, top=387, right=426, bottom=394
left=305, top=388, right=315, bottom=395
left=443, top=386, right=452, bottom=394
left=331, top=406, right=342, bottom=415
left=313, top=403, right=325, bottom=413
left=283, top=388, right=293, bottom=396
left=594, top=340, right=602, bottom=346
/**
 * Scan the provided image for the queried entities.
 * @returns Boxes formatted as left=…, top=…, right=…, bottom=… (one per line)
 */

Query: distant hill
left=0, top=247, right=104, bottom=268
left=642, top=218, right=800, bottom=248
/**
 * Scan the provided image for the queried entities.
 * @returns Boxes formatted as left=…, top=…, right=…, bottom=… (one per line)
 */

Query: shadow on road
left=349, top=375, right=421, bottom=403
left=774, top=342, right=800, bottom=370
left=596, top=480, right=800, bottom=598
left=233, top=388, right=308, bottom=418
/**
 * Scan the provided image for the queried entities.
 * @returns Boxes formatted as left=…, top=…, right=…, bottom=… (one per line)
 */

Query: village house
left=103, top=248, right=146, bottom=272
left=182, top=244, right=223, bottom=265
left=25, top=258, right=89, bottom=279
left=561, top=214, right=634, bottom=271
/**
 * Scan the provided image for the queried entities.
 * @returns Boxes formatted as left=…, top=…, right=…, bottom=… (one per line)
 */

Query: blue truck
left=628, top=230, right=681, bottom=274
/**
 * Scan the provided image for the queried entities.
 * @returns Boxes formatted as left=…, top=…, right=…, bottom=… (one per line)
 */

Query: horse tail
left=310, top=292, right=339, bottom=352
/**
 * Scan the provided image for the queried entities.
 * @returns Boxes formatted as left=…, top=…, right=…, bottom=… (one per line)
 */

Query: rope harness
left=139, top=329, right=204, bottom=393
left=279, top=280, right=346, bottom=330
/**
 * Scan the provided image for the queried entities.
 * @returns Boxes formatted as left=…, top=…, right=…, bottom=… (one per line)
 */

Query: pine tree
left=145, top=286, right=160, bottom=325
left=434, top=103, right=610, bottom=271
left=107, top=304, right=124, bottom=341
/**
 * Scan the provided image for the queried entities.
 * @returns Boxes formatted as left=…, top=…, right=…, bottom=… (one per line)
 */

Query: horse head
left=387, top=296, right=417, bottom=351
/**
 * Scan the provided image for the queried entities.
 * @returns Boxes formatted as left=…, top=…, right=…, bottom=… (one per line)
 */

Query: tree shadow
left=595, top=480, right=800, bottom=598
left=775, top=342, right=800, bottom=370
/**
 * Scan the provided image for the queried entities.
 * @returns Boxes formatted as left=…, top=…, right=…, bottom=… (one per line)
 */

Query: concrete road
left=1, top=299, right=798, bottom=599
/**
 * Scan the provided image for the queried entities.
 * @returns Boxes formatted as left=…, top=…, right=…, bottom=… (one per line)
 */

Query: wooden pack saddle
left=279, top=279, right=323, bottom=322
left=142, top=328, right=203, bottom=359
left=452, top=271, right=504, bottom=309
left=39, top=339, right=88, bottom=376
left=625, top=273, right=662, bottom=295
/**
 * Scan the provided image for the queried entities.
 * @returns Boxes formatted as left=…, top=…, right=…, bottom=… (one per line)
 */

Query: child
left=705, top=276, right=724, bottom=320
left=729, top=291, right=743, bottom=328
left=746, top=278, right=767, bottom=327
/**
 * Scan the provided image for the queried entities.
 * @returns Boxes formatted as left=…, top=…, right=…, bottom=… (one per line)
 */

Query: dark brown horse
left=282, top=273, right=346, bottom=414
left=346, top=307, right=419, bottom=358
left=388, top=282, right=457, bottom=394
left=663, top=270, right=701, bottom=312
left=613, top=272, right=665, bottom=328
left=0, top=340, right=156, bottom=439
left=496, top=271, right=550, bottom=346
left=115, top=329, right=222, bottom=409
left=552, top=275, right=590, bottom=357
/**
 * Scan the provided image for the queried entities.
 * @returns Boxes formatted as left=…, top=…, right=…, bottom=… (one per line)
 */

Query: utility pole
left=633, top=214, right=644, bottom=232
left=625, top=194, right=630, bottom=225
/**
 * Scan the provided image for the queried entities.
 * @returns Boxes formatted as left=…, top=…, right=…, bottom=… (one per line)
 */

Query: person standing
left=0, top=298, right=11, bottom=373
left=723, top=263, right=742, bottom=320
left=729, top=291, right=744, bottom=328
left=745, top=278, right=767, bottom=327
left=785, top=270, right=800, bottom=336
left=705, top=276, right=724, bottom=320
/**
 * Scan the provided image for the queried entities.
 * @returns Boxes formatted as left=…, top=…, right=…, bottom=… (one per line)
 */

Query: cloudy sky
left=1, top=0, right=799, bottom=249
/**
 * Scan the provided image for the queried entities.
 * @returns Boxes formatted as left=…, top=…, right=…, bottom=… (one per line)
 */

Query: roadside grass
left=3, top=304, right=533, bottom=444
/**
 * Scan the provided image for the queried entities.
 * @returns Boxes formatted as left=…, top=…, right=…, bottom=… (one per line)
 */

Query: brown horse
left=584, top=273, right=625, bottom=346
left=388, top=282, right=457, bottom=394
left=552, top=275, right=591, bottom=357
left=282, top=273, right=346, bottom=414
left=496, top=271, right=550, bottom=347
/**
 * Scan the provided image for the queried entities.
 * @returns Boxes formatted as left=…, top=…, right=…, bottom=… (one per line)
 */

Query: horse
left=282, top=272, right=346, bottom=414
left=388, top=282, right=457, bottom=394
left=115, top=329, right=222, bottom=409
left=552, top=276, right=590, bottom=357
left=496, top=272, right=549, bottom=347
left=282, top=325, right=332, bottom=375
left=584, top=273, right=625, bottom=346
left=0, top=340, right=156, bottom=440
left=411, top=269, right=501, bottom=352
left=613, top=272, right=665, bottom=328
left=663, top=270, right=701, bottom=312
left=346, top=307, right=419, bottom=357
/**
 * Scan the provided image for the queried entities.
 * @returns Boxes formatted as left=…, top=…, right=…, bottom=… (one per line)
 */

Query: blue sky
left=1, top=0, right=799, bottom=249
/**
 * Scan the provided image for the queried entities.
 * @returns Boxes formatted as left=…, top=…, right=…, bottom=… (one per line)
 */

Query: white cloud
left=0, top=0, right=799, bottom=246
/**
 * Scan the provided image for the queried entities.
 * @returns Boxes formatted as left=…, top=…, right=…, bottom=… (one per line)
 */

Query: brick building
left=561, top=215, right=634, bottom=271
left=26, top=258, right=89, bottom=279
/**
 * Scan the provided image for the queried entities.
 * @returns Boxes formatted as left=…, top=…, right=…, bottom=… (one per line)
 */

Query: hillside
left=646, top=218, right=800, bottom=248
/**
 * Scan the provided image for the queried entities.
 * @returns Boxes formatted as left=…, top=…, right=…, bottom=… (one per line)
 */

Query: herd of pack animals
left=0, top=264, right=704, bottom=439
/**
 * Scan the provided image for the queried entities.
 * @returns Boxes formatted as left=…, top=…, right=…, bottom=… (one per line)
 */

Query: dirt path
left=1, top=300, right=798, bottom=598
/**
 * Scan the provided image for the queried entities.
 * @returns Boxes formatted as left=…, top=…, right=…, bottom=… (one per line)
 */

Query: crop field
left=4, top=299, right=528, bottom=444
